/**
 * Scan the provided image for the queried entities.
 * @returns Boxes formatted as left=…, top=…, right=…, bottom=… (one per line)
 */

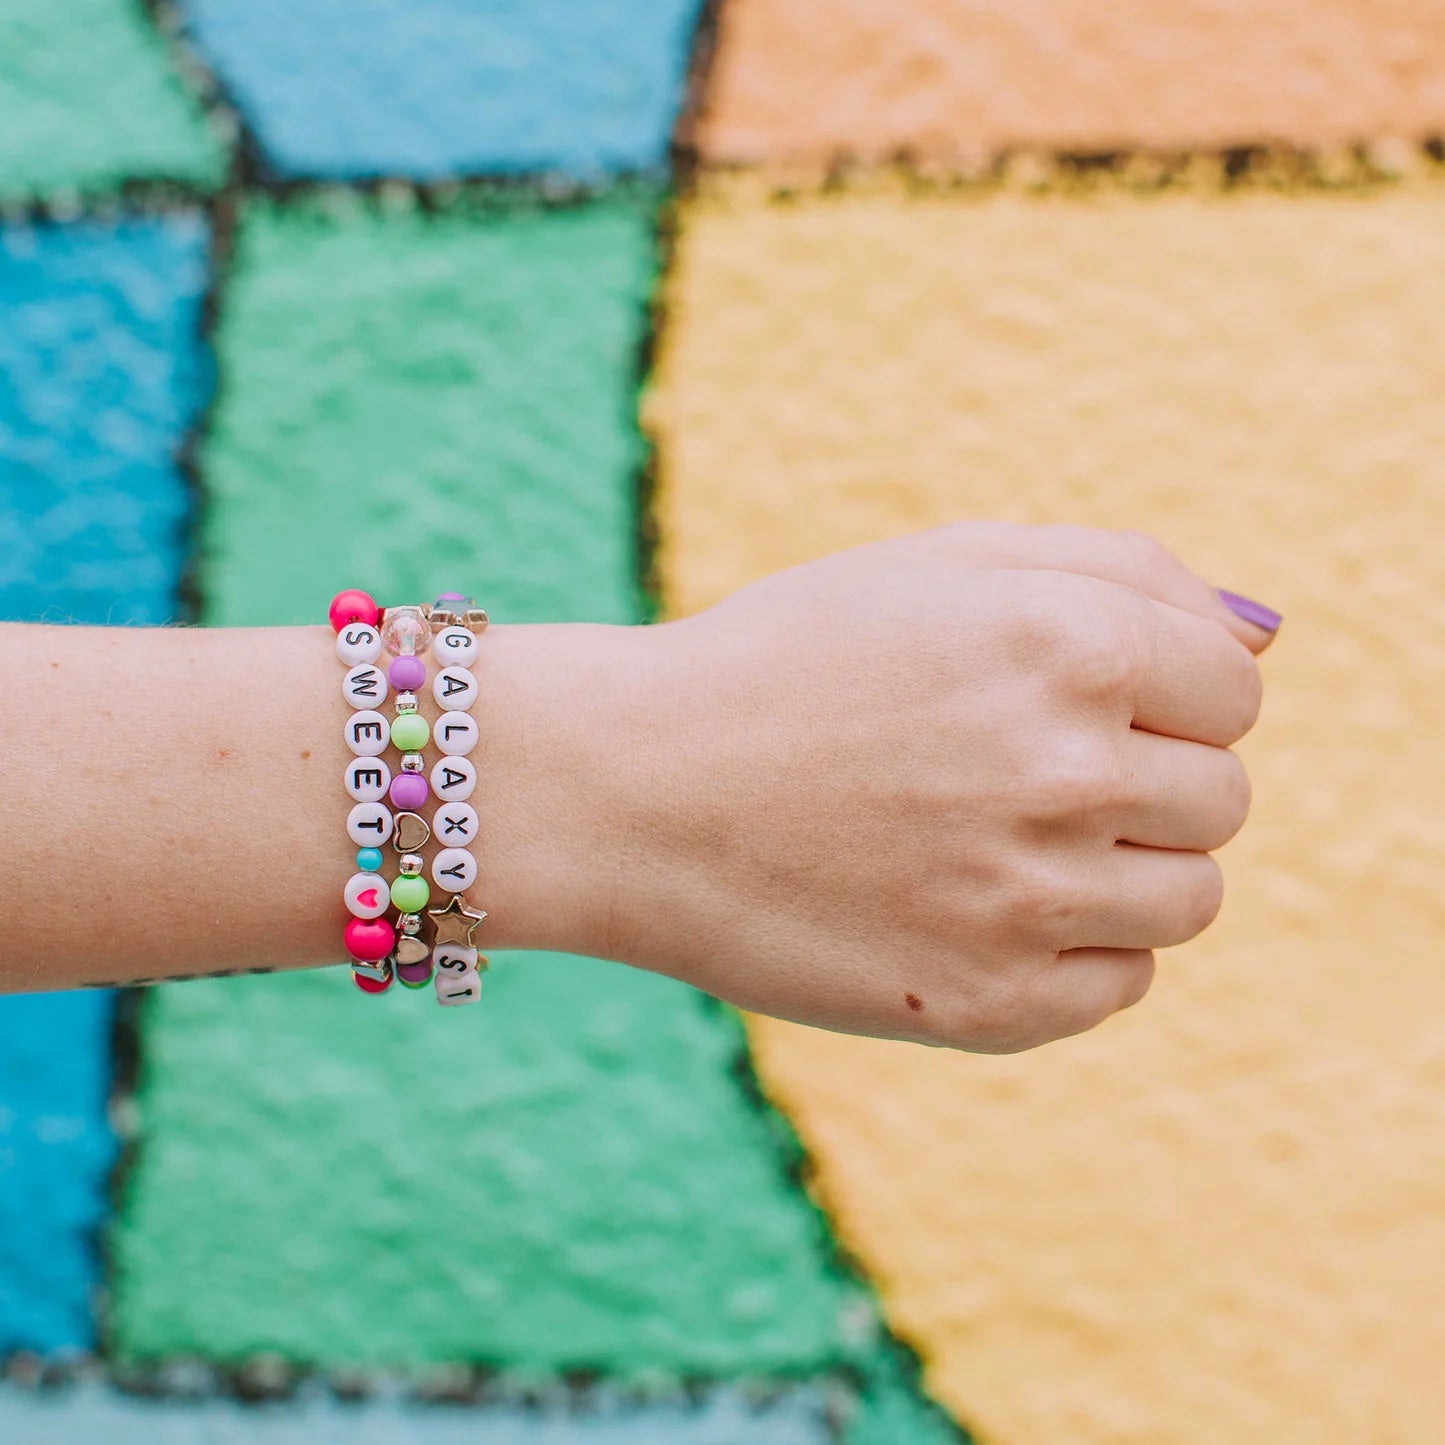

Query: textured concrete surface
left=0, top=215, right=208, bottom=1354
left=689, top=0, right=1445, bottom=166
left=0, top=0, right=223, bottom=199
left=180, top=0, right=703, bottom=180
left=652, top=177, right=1445, bottom=1441
left=0, top=1382, right=831, bottom=1444
left=113, top=193, right=859, bottom=1374
left=0, top=217, right=211, bottom=625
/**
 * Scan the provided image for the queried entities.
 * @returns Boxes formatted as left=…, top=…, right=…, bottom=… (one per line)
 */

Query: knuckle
left=1023, top=735, right=1126, bottom=822
left=1183, top=859, right=1226, bottom=938
left=1116, top=528, right=1178, bottom=580
left=1218, top=753, right=1253, bottom=841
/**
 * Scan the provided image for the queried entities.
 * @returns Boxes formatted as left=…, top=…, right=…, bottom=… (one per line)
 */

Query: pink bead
left=389, top=771, right=429, bottom=810
left=388, top=654, right=426, bottom=690
left=345, top=916, right=394, bottom=963
left=330, top=589, right=381, bottom=633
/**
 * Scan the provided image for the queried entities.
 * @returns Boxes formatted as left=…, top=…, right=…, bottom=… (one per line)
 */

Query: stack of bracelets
left=330, top=588, right=488, bottom=1007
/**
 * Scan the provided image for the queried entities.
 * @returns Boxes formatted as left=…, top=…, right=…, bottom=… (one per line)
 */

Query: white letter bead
left=335, top=623, right=382, bottom=667
left=342, top=663, right=388, bottom=710
left=433, top=942, right=478, bottom=975
left=434, top=711, right=479, bottom=756
left=434, top=625, right=478, bottom=668
left=433, top=665, right=478, bottom=712
left=344, top=757, right=391, bottom=803
left=432, top=847, right=477, bottom=893
left=434, top=802, right=479, bottom=848
left=347, top=802, right=394, bottom=847
left=435, top=967, right=483, bottom=1006
left=344, top=871, right=391, bottom=919
left=430, top=755, right=476, bottom=803
left=346, top=710, right=390, bottom=756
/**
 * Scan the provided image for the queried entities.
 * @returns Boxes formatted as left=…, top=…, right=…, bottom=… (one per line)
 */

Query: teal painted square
left=180, top=0, right=703, bottom=181
left=112, top=193, right=858, bottom=1374
left=0, top=0, right=224, bottom=200
left=0, top=214, right=210, bottom=1354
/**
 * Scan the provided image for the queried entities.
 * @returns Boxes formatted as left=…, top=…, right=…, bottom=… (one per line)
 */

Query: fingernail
left=1218, top=589, right=1282, bottom=633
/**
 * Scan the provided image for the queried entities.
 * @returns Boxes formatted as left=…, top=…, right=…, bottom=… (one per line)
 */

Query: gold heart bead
left=394, top=934, right=431, bottom=966
left=393, top=811, right=431, bottom=852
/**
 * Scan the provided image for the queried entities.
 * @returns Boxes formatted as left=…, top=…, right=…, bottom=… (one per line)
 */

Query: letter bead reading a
left=430, top=756, right=476, bottom=803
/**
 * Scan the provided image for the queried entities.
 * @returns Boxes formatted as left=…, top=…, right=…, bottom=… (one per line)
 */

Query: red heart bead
left=345, top=916, right=395, bottom=963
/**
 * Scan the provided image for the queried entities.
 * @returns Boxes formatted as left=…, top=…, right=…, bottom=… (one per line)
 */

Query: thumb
left=1214, top=588, right=1283, bottom=655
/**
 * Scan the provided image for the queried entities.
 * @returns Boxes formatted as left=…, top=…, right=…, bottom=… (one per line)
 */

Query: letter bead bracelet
left=330, top=588, right=489, bottom=1009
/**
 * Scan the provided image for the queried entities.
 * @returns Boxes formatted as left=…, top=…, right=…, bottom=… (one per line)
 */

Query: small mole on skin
left=217, top=747, right=231, bottom=760
left=50, top=661, right=59, bottom=669
left=300, top=749, right=312, bottom=760
left=905, top=993, right=924, bottom=1012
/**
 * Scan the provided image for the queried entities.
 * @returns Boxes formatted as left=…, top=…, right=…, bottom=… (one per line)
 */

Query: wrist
left=470, top=620, right=655, bottom=959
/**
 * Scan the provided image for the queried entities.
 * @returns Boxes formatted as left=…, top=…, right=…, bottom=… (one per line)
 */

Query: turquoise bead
left=356, top=847, right=384, bottom=872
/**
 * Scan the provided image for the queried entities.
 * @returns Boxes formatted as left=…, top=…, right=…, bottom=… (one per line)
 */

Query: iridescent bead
left=388, top=654, right=426, bottom=692
left=380, top=606, right=430, bottom=658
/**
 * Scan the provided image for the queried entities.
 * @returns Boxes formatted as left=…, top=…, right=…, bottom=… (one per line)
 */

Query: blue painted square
left=0, top=214, right=210, bottom=1353
left=0, top=993, right=117, bottom=1354
left=179, top=0, right=703, bottom=180
left=0, top=217, right=211, bottom=624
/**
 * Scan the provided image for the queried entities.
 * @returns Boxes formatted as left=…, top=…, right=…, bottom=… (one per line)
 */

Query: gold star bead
left=427, top=892, right=488, bottom=948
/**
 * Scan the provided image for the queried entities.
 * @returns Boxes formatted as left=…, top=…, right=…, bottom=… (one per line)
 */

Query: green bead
left=390, top=712, right=430, bottom=752
left=391, top=875, right=430, bottom=913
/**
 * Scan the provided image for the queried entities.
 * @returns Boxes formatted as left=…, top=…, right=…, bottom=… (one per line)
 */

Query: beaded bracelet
left=332, top=589, right=397, bottom=994
left=425, top=594, right=487, bottom=1007
left=330, top=588, right=488, bottom=1007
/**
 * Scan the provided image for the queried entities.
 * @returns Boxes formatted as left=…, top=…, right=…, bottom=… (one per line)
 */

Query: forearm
left=0, top=619, right=636, bottom=991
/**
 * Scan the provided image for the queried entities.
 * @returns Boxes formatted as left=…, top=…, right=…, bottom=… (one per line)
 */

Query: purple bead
left=390, top=771, right=430, bottom=810
left=397, top=958, right=435, bottom=986
left=388, top=654, right=426, bottom=691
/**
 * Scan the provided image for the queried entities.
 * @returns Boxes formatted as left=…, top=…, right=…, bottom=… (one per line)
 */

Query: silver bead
left=401, top=751, right=425, bottom=773
left=380, top=606, right=430, bottom=658
left=399, top=853, right=424, bottom=877
left=400, top=911, right=423, bottom=936
left=395, top=691, right=419, bottom=714
left=350, top=958, right=391, bottom=983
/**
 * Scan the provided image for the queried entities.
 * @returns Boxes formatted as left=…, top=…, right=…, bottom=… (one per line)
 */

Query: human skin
left=0, top=522, right=1274, bottom=1052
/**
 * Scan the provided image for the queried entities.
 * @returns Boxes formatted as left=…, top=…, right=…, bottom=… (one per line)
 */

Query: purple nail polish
left=1218, top=589, right=1282, bottom=633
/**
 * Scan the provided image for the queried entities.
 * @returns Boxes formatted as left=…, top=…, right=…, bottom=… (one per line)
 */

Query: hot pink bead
left=353, top=968, right=393, bottom=995
left=389, top=771, right=429, bottom=810
left=330, top=589, right=381, bottom=633
left=388, top=654, right=426, bottom=690
left=345, top=916, right=394, bottom=963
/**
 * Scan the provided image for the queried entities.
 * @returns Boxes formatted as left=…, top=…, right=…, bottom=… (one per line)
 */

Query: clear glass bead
left=380, top=606, right=430, bottom=658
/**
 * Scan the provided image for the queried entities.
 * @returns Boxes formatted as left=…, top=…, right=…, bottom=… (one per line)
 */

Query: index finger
left=1126, top=594, right=1264, bottom=747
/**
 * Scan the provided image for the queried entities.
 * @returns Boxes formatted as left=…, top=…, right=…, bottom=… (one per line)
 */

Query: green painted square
left=0, top=0, right=225, bottom=199
left=111, top=191, right=859, bottom=1374
left=195, top=193, right=658, bottom=627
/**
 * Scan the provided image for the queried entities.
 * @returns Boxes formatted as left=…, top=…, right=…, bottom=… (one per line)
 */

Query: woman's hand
left=492, top=524, right=1269, bottom=1052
